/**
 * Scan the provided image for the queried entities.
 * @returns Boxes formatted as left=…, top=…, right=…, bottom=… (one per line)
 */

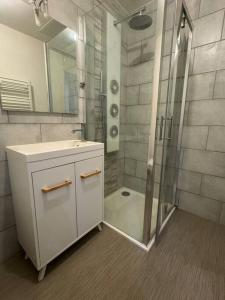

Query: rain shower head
left=128, top=11, right=152, bottom=30
left=114, top=6, right=152, bottom=31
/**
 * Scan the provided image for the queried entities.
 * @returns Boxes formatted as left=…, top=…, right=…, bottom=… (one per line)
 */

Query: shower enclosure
left=84, top=0, right=192, bottom=247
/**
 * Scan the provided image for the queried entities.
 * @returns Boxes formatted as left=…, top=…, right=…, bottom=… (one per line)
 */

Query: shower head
left=114, top=6, right=152, bottom=31
left=128, top=11, right=152, bottom=30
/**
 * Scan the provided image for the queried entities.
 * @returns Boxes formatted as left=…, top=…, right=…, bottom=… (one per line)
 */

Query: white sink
left=6, top=140, right=104, bottom=162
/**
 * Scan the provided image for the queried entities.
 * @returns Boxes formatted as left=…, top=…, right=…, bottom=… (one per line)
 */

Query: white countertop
left=6, top=140, right=104, bottom=162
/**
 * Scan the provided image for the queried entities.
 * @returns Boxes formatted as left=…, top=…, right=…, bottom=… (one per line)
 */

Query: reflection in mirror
left=46, top=28, right=79, bottom=114
left=0, top=0, right=79, bottom=114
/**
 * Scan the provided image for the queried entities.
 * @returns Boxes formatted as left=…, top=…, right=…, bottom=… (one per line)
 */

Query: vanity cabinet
left=76, top=157, right=103, bottom=236
left=32, top=164, right=77, bottom=266
left=6, top=141, right=104, bottom=280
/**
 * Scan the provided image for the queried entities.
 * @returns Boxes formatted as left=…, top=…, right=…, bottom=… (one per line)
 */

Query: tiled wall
left=177, top=0, right=225, bottom=224
left=84, top=6, right=125, bottom=197
left=121, top=2, right=157, bottom=194
left=0, top=0, right=87, bottom=263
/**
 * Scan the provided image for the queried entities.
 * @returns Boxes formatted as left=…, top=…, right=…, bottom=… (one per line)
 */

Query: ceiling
left=117, top=0, right=154, bottom=12
left=97, top=0, right=155, bottom=19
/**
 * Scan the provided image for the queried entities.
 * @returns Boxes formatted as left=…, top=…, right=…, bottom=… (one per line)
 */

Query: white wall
left=0, top=24, right=49, bottom=112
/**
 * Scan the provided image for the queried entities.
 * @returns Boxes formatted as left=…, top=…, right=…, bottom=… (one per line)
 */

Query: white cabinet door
left=32, top=164, right=77, bottom=266
left=75, top=156, right=103, bottom=237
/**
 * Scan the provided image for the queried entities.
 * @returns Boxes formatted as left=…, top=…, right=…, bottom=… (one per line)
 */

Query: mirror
left=0, top=0, right=79, bottom=114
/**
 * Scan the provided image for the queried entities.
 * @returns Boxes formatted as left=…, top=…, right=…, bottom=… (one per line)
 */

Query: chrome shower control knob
left=110, top=79, right=119, bottom=94
left=110, top=104, right=119, bottom=117
left=110, top=125, right=119, bottom=138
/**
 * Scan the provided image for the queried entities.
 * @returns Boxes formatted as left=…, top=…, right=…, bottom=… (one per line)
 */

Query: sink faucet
left=72, top=124, right=86, bottom=141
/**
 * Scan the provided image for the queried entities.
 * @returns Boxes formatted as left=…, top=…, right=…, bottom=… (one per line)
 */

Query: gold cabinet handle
left=41, top=180, right=72, bottom=193
left=80, top=169, right=101, bottom=179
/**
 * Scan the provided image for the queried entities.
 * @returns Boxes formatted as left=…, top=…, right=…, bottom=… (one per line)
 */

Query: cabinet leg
left=38, top=265, right=47, bottom=282
left=98, top=223, right=102, bottom=232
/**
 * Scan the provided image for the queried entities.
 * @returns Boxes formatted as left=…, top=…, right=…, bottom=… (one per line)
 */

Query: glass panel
left=149, top=0, right=177, bottom=236
left=155, top=5, right=192, bottom=235
left=84, top=1, right=158, bottom=243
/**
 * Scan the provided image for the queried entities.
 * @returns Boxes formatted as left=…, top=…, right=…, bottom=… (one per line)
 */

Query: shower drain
left=121, top=191, right=130, bottom=197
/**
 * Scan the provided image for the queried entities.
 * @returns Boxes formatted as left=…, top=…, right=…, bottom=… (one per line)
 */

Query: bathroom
left=1, top=0, right=225, bottom=298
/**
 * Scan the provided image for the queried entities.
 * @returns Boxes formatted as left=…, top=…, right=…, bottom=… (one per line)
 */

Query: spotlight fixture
left=28, top=0, right=48, bottom=26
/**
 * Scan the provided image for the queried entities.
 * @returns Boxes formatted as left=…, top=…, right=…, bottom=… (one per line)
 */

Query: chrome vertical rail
left=143, top=0, right=165, bottom=245
left=174, top=29, right=193, bottom=206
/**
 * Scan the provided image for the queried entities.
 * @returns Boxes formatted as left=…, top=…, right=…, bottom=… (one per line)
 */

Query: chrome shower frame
left=143, top=0, right=193, bottom=245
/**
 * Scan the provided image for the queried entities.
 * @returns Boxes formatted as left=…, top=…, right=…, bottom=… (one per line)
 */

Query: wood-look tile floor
left=1, top=210, right=225, bottom=300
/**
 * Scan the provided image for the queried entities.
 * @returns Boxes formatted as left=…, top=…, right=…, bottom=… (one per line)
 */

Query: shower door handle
left=166, top=116, right=173, bottom=140
left=159, top=116, right=164, bottom=141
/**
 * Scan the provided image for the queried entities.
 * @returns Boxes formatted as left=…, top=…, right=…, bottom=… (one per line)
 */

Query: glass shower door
left=156, top=6, right=193, bottom=237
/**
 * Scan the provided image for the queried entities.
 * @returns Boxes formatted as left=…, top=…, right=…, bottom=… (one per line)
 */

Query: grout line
left=191, top=38, right=225, bottom=52
left=187, top=98, right=225, bottom=103
left=179, top=189, right=225, bottom=205
left=189, top=69, right=217, bottom=78
left=180, top=145, right=225, bottom=154
left=197, top=5, right=225, bottom=19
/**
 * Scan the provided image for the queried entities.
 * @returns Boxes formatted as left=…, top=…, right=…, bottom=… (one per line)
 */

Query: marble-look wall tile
left=0, top=124, right=41, bottom=161
left=178, top=170, right=202, bottom=194
left=8, top=112, right=62, bottom=124
left=124, top=158, right=136, bottom=176
left=207, top=126, right=225, bottom=152
left=179, top=191, right=221, bottom=222
left=0, top=161, right=11, bottom=197
left=187, top=72, right=216, bottom=100
left=41, top=124, right=81, bottom=142
left=124, top=174, right=146, bottom=193
left=0, top=195, right=15, bottom=232
left=201, top=175, right=225, bottom=202
left=193, top=40, right=225, bottom=74
left=182, top=149, right=225, bottom=177
left=126, top=105, right=151, bottom=125
left=126, top=86, right=139, bottom=106
left=192, top=10, right=224, bottom=48
left=214, top=70, right=225, bottom=98
left=199, top=0, right=225, bottom=17
left=127, top=60, right=154, bottom=86
left=136, top=161, right=147, bottom=180
left=181, top=126, right=208, bottom=149
left=188, top=100, right=225, bottom=126
left=139, top=83, right=152, bottom=105
left=0, top=108, right=8, bottom=124
left=187, top=0, right=201, bottom=20
left=0, top=227, right=20, bottom=263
